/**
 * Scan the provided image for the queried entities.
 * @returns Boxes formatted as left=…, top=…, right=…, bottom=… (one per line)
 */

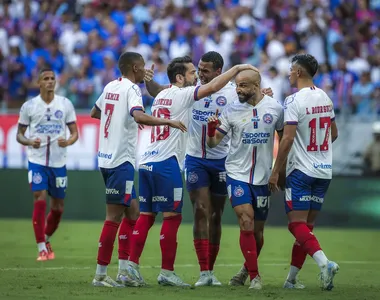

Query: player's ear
left=175, top=74, right=183, bottom=84
left=216, top=68, right=222, bottom=76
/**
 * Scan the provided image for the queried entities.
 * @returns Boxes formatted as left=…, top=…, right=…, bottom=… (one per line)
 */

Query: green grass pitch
left=0, top=219, right=379, bottom=300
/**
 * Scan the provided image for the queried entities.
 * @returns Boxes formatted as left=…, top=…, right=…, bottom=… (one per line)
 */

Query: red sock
left=160, top=215, right=182, bottom=271
left=129, top=214, right=155, bottom=265
left=288, top=222, right=321, bottom=257
left=240, top=230, right=258, bottom=280
left=33, top=200, right=46, bottom=243
left=97, top=220, right=120, bottom=265
left=194, top=239, right=209, bottom=271
left=208, top=243, right=220, bottom=271
left=118, top=218, right=136, bottom=260
left=45, top=209, right=63, bottom=237
left=291, top=224, right=313, bottom=269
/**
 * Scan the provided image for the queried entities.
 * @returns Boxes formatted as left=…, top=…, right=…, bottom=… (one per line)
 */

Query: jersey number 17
left=307, top=117, right=331, bottom=152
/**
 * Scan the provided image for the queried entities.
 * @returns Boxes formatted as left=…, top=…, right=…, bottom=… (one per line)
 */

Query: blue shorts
left=226, top=176, right=270, bottom=221
left=28, top=161, right=67, bottom=199
left=185, top=155, right=227, bottom=195
left=100, top=161, right=136, bottom=206
left=285, top=169, right=331, bottom=213
left=139, top=156, right=183, bottom=214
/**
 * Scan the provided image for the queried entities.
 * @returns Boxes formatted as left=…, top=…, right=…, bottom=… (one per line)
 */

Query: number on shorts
left=307, top=117, right=331, bottom=152
left=151, top=108, right=171, bottom=142
left=104, top=103, right=115, bottom=138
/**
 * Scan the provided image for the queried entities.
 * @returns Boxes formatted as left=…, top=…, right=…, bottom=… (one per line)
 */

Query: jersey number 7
left=151, top=108, right=171, bottom=143
left=307, top=117, right=331, bottom=152
left=104, top=103, right=115, bottom=138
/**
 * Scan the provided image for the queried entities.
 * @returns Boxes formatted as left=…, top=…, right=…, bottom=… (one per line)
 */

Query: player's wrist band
left=207, top=124, right=217, bottom=137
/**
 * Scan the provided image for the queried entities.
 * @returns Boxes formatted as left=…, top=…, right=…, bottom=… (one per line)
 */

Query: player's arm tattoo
left=272, top=124, right=297, bottom=175
left=16, top=124, right=32, bottom=146
left=66, top=123, right=79, bottom=146
left=145, top=80, right=168, bottom=97
left=90, top=106, right=101, bottom=119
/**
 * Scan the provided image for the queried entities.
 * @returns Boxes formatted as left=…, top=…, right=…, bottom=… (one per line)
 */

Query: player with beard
left=206, top=69, right=284, bottom=290
left=126, top=56, right=258, bottom=287
left=143, top=52, right=273, bottom=286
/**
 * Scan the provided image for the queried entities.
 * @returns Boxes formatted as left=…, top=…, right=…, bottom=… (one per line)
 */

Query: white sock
left=45, top=235, right=51, bottom=243
left=37, top=242, right=47, bottom=252
left=96, top=264, right=107, bottom=276
left=118, top=259, right=128, bottom=270
left=286, top=265, right=300, bottom=282
left=312, top=250, right=328, bottom=269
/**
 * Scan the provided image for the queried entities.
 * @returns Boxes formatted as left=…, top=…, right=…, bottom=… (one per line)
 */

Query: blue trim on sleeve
left=217, top=127, right=227, bottom=135
left=94, top=104, right=101, bottom=111
left=194, top=86, right=201, bottom=101
left=130, top=106, right=144, bottom=117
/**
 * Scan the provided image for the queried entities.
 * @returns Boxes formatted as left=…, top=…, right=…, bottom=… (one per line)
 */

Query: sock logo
left=132, top=230, right=139, bottom=235
left=160, top=234, right=165, bottom=240
left=119, top=235, right=127, bottom=240
left=98, top=242, right=102, bottom=248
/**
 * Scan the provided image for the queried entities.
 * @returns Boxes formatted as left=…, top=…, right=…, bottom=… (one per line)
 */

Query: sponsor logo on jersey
left=132, top=85, right=142, bottom=97
left=54, top=110, right=63, bottom=119
left=142, top=150, right=159, bottom=157
left=192, top=109, right=220, bottom=122
left=152, top=196, right=168, bottom=202
left=98, top=151, right=112, bottom=159
left=241, top=132, right=270, bottom=144
left=204, top=97, right=212, bottom=108
left=32, top=172, right=42, bottom=184
left=36, top=124, right=63, bottom=134
left=284, top=95, right=296, bottom=109
left=140, top=164, right=153, bottom=171
left=263, top=113, right=273, bottom=124
left=313, top=163, right=332, bottom=169
left=216, top=96, right=227, bottom=106
left=106, top=188, right=120, bottom=195
left=139, top=196, right=147, bottom=202
left=187, top=171, right=198, bottom=184
left=234, top=185, right=244, bottom=197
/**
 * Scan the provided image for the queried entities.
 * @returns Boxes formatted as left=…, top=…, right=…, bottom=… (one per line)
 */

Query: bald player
left=206, top=70, right=284, bottom=290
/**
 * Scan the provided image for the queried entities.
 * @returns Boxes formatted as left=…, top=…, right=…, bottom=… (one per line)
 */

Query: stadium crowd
left=1, top=0, right=379, bottom=115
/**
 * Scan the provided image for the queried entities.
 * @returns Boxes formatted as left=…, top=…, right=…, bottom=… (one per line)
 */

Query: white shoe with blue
left=126, top=261, right=146, bottom=286
left=195, top=271, right=212, bottom=287
left=116, top=269, right=140, bottom=287
left=320, top=261, right=339, bottom=291
left=283, top=279, right=305, bottom=289
left=229, top=265, right=248, bottom=286
left=210, top=271, right=222, bottom=286
left=157, top=270, right=191, bottom=287
left=248, top=275, right=262, bottom=290
left=92, top=275, right=124, bottom=287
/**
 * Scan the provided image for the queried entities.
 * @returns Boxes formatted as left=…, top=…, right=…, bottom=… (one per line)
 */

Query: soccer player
left=90, top=52, right=187, bottom=287
left=16, top=68, right=78, bottom=261
left=126, top=56, right=257, bottom=287
left=206, top=69, right=284, bottom=290
left=268, top=54, right=339, bottom=290
left=144, top=52, right=273, bottom=286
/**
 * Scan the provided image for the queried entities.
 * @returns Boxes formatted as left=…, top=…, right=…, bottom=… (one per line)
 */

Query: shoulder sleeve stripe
left=18, top=123, right=28, bottom=127
left=331, top=117, right=335, bottom=122
left=217, top=127, right=227, bottom=135
left=130, top=106, right=144, bottom=117
left=285, top=121, right=298, bottom=125
left=94, top=104, right=101, bottom=111
left=194, top=86, right=201, bottom=101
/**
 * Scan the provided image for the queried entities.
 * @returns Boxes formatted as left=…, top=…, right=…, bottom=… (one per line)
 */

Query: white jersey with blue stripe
left=186, top=82, right=238, bottom=159
left=284, top=86, right=335, bottom=179
left=218, top=95, right=284, bottom=185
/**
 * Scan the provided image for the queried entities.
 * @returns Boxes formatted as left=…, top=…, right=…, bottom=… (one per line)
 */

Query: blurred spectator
left=364, top=121, right=380, bottom=176
left=0, top=0, right=378, bottom=112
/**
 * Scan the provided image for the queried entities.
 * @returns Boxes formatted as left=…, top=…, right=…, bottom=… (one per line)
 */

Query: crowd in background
left=0, top=0, right=379, bottom=116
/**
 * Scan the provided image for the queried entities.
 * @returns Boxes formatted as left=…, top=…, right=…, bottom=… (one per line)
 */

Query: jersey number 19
left=151, top=108, right=171, bottom=143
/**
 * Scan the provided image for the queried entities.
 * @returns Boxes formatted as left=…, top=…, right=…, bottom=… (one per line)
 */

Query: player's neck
left=40, top=92, right=54, bottom=104
left=122, top=74, right=137, bottom=84
left=248, top=93, right=264, bottom=107
left=297, top=78, right=314, bottom=90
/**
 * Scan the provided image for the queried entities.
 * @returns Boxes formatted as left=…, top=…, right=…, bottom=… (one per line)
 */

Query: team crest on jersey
left=263, top=113, right=273, bottom=124
left=55, top=110, right=63, bottom=119
left=32, top=172, right=42, bottom=184
left=234, top=185, right=244, bottom=197
left=188, top=172, right=198, bottom=184
left=216, top=96, right=227, bottom=107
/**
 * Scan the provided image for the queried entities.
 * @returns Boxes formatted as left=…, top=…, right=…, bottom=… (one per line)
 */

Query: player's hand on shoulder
left=169, top=120, right=187, bottom=133
left=31, top=138, right=41, bottom=149
left=261, top=87, right=274, bottom=98
left=144, top=64, right=155, bottom=82
left=57, top=137, right=68, bottom=148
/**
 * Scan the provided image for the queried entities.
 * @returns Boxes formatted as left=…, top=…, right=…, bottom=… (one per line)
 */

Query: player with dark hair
left=16, top=68, right=78, bottom=261
left=206, top=69, right=284, bottom=290
left=90, top=52, right=186, bottom=287
left=144, top=52, right=273, bottom=286
left=269, top=54, right=339, bottom=290
left=126, top=56, right=257, bottom=287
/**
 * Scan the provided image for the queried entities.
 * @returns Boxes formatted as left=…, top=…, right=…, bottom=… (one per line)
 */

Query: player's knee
left=106, top=210, right=124, bottom=223
left=193, top=201, right=209, bottom=220
left=210, top=210, right=222, bottom=226
left=33, top=191, right=47, bottom=201
left=238, top=212, right=254, bottom=231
